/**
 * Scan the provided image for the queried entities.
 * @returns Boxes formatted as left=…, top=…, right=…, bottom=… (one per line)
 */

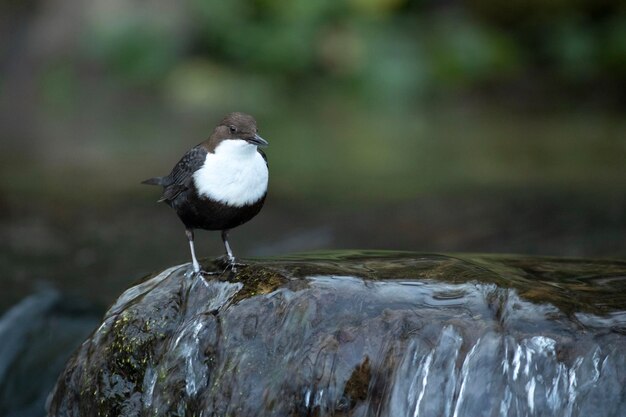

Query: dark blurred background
left=2, top=0, right=626, bottom=310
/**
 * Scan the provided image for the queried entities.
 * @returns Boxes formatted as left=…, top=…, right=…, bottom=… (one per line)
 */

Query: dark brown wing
left=159, top=146, right=208, bottom=202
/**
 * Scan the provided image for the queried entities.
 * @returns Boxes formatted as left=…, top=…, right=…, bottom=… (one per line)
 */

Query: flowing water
left=42, top=252, right=626, bottom=417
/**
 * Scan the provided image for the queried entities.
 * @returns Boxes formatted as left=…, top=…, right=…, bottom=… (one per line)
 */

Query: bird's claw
left=216, top=255, right=247, bottom=269
left=185, top=266, right=220, bottom=278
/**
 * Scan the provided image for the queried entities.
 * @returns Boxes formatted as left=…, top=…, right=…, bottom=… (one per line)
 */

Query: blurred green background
left=2, top=0, right=626, bottom=308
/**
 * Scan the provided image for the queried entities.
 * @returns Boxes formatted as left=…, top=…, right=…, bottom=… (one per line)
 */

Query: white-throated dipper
left=142, top=112, right=268, bottom=273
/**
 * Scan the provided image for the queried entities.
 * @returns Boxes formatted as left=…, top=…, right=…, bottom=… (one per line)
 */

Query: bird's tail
left=141, top=177, right=164, bottom=186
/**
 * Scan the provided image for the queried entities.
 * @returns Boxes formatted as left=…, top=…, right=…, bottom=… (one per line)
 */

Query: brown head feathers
left=203, top=112, right=259, bottom=152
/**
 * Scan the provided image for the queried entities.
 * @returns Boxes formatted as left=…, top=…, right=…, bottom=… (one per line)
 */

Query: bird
left=142, top=112, right=269, bottom=273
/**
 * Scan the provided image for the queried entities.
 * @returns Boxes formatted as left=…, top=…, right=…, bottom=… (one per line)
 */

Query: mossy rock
left=47, top=252, right=626, bottom=417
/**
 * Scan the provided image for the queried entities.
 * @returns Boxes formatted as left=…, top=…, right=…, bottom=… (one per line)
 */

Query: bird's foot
left=185, top=269, right=221, bottom=278
left=216, top=255, right=247, bottom=268
left=215, top=256, right=247, bottom=275
left=185, top=264, right=220, bottom=278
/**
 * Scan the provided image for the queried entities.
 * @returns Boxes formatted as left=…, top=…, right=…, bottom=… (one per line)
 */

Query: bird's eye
left=229, top=125, right=237, bottom=134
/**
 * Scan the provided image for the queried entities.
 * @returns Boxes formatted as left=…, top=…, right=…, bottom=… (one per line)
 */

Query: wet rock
left=47, top=252, right=626, bottom=417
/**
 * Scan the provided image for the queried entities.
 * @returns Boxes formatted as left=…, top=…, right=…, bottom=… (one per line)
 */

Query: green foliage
left=604, top=15, right=626, bottom=72
left=426, top=14, right=521, bottom=86
left=85, top=17, right=181, bottom=85
left=547, top=17, right=598, bottom=80
left=75, top=1, right=624, bottom=107
left=68, top=0, right=625, bottom=100
left=189, top=0, right=343, bottom=73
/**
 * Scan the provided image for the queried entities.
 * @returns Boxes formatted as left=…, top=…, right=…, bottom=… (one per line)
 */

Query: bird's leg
left=221, top=230, right=236, bottom=264
left=186, top=228, right=201, bottom=273
left=217, top=230, right=246, bottom=272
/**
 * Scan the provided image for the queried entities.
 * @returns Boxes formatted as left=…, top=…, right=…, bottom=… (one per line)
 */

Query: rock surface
left=47, top=252, right=626, bottom=417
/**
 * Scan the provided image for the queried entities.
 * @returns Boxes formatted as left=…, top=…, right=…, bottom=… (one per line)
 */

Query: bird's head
left=207, top=112, right=268, bottom=152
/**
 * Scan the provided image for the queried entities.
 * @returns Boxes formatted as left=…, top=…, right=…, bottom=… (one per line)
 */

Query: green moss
left=343, top=356, right=371, bottom=406
left=229, top=265, right=289, bottom=304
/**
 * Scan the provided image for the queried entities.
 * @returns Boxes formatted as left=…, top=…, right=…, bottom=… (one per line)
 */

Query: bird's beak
left=247, top=133, right=269, bottom=147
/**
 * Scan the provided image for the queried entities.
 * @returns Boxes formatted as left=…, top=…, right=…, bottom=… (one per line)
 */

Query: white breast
left=192, top=139, right=268, bottom=207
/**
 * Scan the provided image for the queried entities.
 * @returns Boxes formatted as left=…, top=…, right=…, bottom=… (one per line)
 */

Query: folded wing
left=159, top=146, right=208, bottom=202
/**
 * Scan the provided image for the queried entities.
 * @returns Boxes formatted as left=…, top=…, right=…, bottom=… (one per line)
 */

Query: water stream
left=41, top=252, right=626, bottom=417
